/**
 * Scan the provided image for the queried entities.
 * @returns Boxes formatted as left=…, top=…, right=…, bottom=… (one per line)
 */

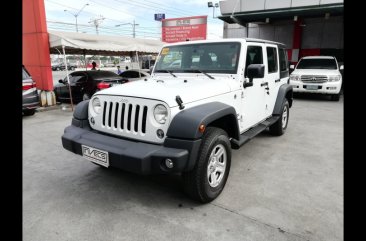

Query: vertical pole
left=133, top=20, right=135, bottom=38
left=75, top=16, right=78, bottom=32
left=62, top=46, right=74, bottom=111
left=136, top=51, right=141, bottom=78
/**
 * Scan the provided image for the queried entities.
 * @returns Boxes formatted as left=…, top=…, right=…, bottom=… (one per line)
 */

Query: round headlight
left=92, top=97, right=102, bottom=114
left=154, top=104, right=168, bottom=124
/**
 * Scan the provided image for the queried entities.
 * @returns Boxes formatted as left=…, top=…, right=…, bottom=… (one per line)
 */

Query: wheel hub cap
left=207, top=144, right=227, bottom=188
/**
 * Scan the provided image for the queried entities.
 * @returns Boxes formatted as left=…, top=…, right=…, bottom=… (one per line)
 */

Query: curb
left=36, top=104, right=74, bottom=112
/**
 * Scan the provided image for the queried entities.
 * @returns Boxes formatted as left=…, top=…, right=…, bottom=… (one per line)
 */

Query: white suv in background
left=289, top=56, right=343, bottom=101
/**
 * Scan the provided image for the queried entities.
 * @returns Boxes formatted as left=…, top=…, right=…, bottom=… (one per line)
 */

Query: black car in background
left=54, top=70, right=128, bottom=103
left=52, top=63, right=77, bottom=71
left=22, top=65, right=39, bottom=116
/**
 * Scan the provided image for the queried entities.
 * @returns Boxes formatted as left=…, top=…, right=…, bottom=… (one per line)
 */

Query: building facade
left=218, top=0, right=343, bottom=63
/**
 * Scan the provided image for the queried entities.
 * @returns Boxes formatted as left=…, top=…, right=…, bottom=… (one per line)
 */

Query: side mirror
left=339, top=65, right=344, bottom=70
left=247, top=64, right=265, bottom=79
left=58, top=79, right=64, bottom=84
left=290, top=65, right=295, bottom=70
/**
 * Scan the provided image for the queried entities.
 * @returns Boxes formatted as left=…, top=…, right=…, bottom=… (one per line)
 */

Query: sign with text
left=162, top=16, right=207, bottom=43
left=154, top=13, right=165, bottom=21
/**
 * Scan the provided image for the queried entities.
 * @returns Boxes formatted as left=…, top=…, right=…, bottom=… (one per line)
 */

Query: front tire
left=182, top=127, right=231, bottom=203
left=331, top=94, right=340, bottom=101
left=269, top=99, right=289, bottom=136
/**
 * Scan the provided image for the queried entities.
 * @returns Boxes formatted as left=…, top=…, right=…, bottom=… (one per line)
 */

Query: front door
left=240, top=44, right=268, bottom=132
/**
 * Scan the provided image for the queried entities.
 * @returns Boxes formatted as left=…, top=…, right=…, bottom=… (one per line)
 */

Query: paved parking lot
left=23, top=95, right=343, bottom=241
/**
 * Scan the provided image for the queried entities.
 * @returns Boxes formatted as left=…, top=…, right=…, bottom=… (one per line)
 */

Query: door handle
left=260, top=82, right=268, bottom=87
left=275, top=79, right=280, bottom=83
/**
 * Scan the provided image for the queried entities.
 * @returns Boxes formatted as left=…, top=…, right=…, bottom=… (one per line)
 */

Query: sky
left=44, top=0, right=224, bottom=40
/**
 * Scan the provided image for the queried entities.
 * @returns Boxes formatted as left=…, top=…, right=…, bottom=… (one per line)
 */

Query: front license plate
left=306, top=85, right=319, bottom=90
left=82, top=145, right=109, bottom=167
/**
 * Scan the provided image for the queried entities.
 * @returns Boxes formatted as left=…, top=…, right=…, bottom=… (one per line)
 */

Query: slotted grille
left=102, top=101, right=148, bottom=134
left=301, top=75, right=328, bottom=83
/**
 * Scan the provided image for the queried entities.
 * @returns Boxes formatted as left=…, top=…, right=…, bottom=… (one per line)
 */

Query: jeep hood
left=96, top=76, right=232, bottom=107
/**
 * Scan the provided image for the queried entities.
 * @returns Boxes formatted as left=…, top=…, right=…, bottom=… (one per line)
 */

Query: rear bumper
left=62, top=125, right=201, bottom=174
left=22, top=91, right=39, bottom=110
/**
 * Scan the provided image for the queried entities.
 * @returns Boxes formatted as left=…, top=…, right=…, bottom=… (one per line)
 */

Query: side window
left=267, top=47, right=278, bottom=73
left=245, top=46, right=263, bottom=76
left=66, top=73, right=87, bottom=83
left=122, top=71, right=140, bottom=78
left=279, top=48, right=288, bottom=72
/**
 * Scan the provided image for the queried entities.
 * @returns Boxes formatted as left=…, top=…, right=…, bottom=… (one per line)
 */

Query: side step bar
left=230, top=116, right=279, bottom=149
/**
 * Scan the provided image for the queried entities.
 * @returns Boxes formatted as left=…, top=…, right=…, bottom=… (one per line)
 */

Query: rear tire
left=182, top=127, right=231, bottom=203
left=269, top=99, right=289, bottom=136
left=23, top=109, right=35, bottom=116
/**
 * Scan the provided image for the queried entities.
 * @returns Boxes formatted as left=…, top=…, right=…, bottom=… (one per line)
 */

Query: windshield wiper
left=184, top=69, right=215, bottom=79
left=154, top=69, right=177, bottom=78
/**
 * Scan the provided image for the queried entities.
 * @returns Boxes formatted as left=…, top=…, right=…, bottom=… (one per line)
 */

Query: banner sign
left=154, top=13, right=165, bottom=21
left=162, top=16, right=207, bottom=43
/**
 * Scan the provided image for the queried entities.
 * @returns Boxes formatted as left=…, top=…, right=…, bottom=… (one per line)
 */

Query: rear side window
left=65, top=73, right=87, bottom=83
left=120, top=71, right=141, bottom=78
left=22, top=67, right=31, bottom=80
left=279, top=48, right=288, bottom=71
left=267, top=47, right=278, bottom=73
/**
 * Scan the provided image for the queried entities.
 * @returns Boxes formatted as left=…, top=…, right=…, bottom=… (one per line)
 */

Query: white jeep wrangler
left=62, top=38, right=293, bottom=203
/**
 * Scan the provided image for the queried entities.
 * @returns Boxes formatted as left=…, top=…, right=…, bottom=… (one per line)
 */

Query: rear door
left=264, top=44, right=280, bottom=116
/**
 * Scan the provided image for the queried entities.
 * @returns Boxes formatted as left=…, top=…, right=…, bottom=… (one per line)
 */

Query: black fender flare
left=273, top=84, right=293, bottom=115
left=166, top=102, right=239, bottom=140
left=73, top=100, right=89, bottom=120
left=71, top=100, right=90, bottom=129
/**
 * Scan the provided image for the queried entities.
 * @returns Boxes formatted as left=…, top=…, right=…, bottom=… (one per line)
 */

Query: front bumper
left=62, top=125, right=201, bottom=174
left=290, top=80, right=342, bottom=94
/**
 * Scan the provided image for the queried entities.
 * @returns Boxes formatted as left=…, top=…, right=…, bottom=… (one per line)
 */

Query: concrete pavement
left=23, top=95, right=343, bottom=241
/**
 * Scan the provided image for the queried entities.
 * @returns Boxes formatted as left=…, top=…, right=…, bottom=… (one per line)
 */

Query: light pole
left=115, top=20, right=139, bottom=38
left=64, top=3, right=89, bottom=32
left=207, top=2, right=219, bottom=18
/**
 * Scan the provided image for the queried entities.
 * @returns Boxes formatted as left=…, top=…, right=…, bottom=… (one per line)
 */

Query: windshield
left=154, top=42, right=241, bottom=74
left=296, top=58, right=337, bottom=69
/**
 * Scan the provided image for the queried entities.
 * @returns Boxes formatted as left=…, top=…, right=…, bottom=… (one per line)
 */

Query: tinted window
left=296, top=58, right=337, bottom=69
left=120, top=71, right=142, bottom=78
left=89, top=71, right=120, bottom=79
left=65, top=73, right=87, bottom=83
left=267, top=47, right=278, bottom=73
left=245, top=46, right=263, bottom=76
left=279, top=48, right=288, bottom=71
left=154, top=42, right=241, bottom=74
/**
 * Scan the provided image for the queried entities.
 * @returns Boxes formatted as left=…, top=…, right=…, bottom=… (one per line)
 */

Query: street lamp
left=115, top=20, right=139, bottom=38
left=64, top=3, right=89, bottom=32
left=208, top=2, right=219, bottom=18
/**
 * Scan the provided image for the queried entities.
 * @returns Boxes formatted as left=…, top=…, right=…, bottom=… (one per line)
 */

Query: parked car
left=22, top=65, right=39, bottom=116
left=289, top=56, right=343, bottom=101
left=118, top=69, right=150, bottom=82
left=52, top=63, right=77, bottom=71
left=54, top=70, right=127, bottom=103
